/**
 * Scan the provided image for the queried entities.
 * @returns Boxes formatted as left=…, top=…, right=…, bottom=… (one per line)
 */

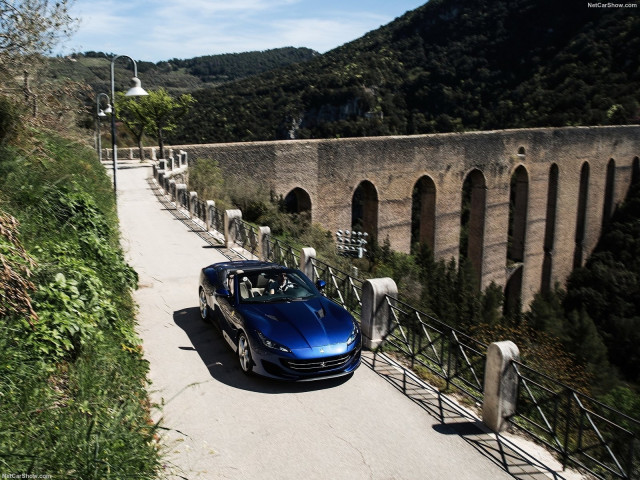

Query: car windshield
left=237, top=269, right=317, bottom=303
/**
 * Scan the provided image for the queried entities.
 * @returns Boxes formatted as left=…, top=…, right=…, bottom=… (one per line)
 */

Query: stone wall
left=130, top=125, right=640, bottom=306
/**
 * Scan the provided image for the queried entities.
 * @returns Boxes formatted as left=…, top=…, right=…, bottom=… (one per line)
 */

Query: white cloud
left=59, top=0, right=422, bottom=61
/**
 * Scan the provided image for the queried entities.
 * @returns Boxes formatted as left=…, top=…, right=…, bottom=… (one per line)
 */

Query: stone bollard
left=224, top=209, right=242, bottom=249
left=258, top=226, right=271, bottom=261
left=482, top=341, right=520, bottom=432
left=206, top=200, right=217, bottom=231
left=361, top=278, right=398, bottom=350
left=189, top=191, right=198, bottom=218
left=300, top=248, right=316, bottom=280
left=174, top=183, right=187, bottom=206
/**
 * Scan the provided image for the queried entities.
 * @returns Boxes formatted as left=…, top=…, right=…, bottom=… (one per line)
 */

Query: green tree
left=116, top=92, right=147, bottom=161
left=140, top=88, right=194, bottom=159
left=116, top=88, right=195, bottom=160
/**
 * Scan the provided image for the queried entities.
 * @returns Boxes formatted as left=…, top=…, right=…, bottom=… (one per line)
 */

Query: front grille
left=283, top=351, right=357, bottom=373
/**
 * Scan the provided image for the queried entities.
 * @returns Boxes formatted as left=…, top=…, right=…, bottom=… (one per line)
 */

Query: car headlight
left=257, top=331, right=291, bottom=353
left=347, top=322, right=360, bottom=346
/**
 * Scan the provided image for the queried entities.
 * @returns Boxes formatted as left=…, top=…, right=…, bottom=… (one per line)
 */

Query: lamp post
left=109, top=54, right=148, bottom=194
left=95, top=93, right=112, bottom=163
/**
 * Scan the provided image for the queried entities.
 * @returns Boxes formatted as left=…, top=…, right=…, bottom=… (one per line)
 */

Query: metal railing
left=209, top=203, right=224, bottom=233
left=232, top=217, right=259, bottom=257
left=265, top=237, right=301, bottom=269
left=375, top=296, right=487, bottom=404
left=509, top=361, right=639, bottom=479
left=193, top=198, right=207, bottom=224
left=310, top=257, right=363, bottom=317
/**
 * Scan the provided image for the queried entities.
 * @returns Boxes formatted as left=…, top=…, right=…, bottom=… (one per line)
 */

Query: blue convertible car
left=198, top=260, right=361, bottom=380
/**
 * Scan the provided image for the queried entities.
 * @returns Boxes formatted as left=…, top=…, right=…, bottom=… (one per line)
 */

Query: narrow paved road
left=117, top=165, right=552, bottom=480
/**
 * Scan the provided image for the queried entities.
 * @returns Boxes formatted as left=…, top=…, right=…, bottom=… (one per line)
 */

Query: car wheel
left=199, top=288, right=210, bottom=322
left=237, top=332, right=253, bottom=374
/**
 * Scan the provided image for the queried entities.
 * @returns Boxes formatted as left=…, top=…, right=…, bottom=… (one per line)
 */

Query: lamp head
left=98, top=109, right=107, bottom=118
left=125, top=76, right=148, bottom=96
left=104, top=104, right=112, bottom=114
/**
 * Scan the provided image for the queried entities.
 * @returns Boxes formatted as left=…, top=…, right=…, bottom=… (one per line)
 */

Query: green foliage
left=43, top=47, right=317, bottom=97
left=0, top=125, right=158, bottom=477
left=0, top=95, right=24, bottom=145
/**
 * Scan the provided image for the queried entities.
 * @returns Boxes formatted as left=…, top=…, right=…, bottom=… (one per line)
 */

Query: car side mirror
left=215, top=288, right=231, bottom=298
left=316, top=279, right=326, bottom=291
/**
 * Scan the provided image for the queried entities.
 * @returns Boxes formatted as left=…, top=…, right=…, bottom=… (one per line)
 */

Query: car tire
left=237, top=332, right=253, bottom=375
left=199, top=288, right=210, bottom=322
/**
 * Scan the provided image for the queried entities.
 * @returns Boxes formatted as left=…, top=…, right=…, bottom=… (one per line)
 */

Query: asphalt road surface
left=117, top=164, right=570, bottom=480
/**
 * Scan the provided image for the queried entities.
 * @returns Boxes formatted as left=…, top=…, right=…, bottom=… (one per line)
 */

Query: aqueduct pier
left=136, top=125, right=640, bottom=307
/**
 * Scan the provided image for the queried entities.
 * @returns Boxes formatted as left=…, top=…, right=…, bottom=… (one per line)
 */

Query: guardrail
left=265, top=237, right=301, bottom=269
left=310, top=257, right=363, bottom=318
left=374, top=296, right=487, bottom=404
left=509, top=361, right=640, bottom=479
left=232, top=217, right=260, bottom=257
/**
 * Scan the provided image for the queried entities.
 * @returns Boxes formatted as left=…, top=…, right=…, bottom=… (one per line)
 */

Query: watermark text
left=588, top=2, right=638, bottom=7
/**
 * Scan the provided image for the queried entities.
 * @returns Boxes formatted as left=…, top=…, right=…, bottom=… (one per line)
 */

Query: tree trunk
left=158, top=129, right=165, bottom=160
left=137, top=134, right=145, bottom=162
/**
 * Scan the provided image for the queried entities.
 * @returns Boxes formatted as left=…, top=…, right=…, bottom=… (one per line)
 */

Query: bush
left=0, top=129, right=159, bottom=478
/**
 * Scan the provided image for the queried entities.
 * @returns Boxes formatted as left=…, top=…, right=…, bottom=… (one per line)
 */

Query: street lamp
left=95, top=93, right=111, bottom=163
left=109, top=54, right=148, bottom=194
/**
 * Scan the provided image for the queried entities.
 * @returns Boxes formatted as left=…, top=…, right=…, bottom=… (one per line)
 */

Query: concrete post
left=361, top=278, right=398, bottom=350
left=168, top=179, right=177, bottom=200
left=189, top=191, right=198, bottom=218
left=158, top=159, right=166, bottom=170
left=258, top=226, right=271, bottom=261
left=482, top=341, right=520, bottom=432
left=206, top=200, right=217, bottom=231
left=157, top=170, right=165, bottom=189
left=175, top=184, right=187, bottom=207
left=300, top=248, right=316, bottom=280
left=151, top=147, right=157, bottom=160
left=224, top=209, right=242, bottom=248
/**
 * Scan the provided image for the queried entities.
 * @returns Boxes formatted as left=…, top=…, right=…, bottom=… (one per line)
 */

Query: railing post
left=361, top=278, right=397, bottom=350
left=482, top=341, right=520, bottom=432
left=300, top=248, right=316, bottom=280
left=206, top=200, right=217, bottom=231
left=174, top=183, right=187, bottom=207
left=258, top=226, right=271, bottom=261
left=224, top=209, right=242, bottom=248
left=189, top=191, right=197, bottom=218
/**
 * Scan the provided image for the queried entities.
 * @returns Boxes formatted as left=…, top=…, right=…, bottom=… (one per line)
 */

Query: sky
left=58, top=0, right=427, bottom=63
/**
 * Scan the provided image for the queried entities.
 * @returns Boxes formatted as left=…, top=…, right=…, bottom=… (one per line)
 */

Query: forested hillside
left=44, top=47, right=317, bottom=96
left=169, top=0, right=640, bottom=143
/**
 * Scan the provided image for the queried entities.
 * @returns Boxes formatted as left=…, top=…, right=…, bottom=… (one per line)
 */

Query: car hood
left=240, top=297, right=354, bottom=349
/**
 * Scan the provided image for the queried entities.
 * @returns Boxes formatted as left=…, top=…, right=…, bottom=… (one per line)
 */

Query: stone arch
left=602, top=159, right=616, bottom=229
left=283, top=187, right=312, bottom=215
left=573, top=162, right=590, bottom=269
left=505, top=165, right=529, bottom=315
left=541, top=163, right=559, bottom=292
left=352, top=180, right=379, bottom=237
left=460, top=169, right=487, bottom=287
left=517, top=146, right=526, bottom=156
left=411, top=175, right=436, bottom=252
left=507, top=165, right=529, bottom=264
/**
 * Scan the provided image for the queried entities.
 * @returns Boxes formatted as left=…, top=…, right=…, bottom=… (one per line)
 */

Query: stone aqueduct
left=132, top=125, right=640, bottom=307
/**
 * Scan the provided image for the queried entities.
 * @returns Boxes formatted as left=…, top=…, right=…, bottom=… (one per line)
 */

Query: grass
left=0, top=126, right=161, bottom=478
